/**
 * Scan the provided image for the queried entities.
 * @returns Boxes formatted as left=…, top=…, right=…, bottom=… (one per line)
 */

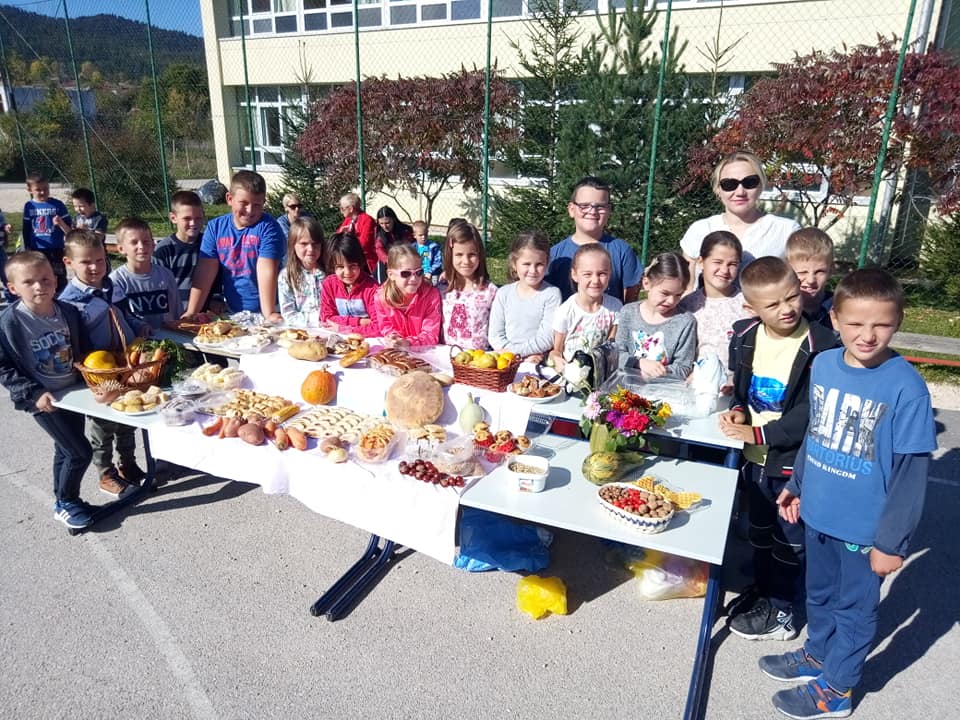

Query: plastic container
left=599, top=369, right=705, bottom=418
left=160, top=397, right=197, bottom=426
left=353, top=423, right=403, bottom=464
left=433, top=435, right=478, bottom=476
left=506, top=455, right=550, bottom=493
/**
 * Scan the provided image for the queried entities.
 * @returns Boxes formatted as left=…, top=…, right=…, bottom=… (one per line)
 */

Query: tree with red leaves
left=685, top=37, right=960, bottom=230
left=296, top=69, right=518, bottom=229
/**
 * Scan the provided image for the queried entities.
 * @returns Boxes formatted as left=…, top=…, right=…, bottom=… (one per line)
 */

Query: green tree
left=492, top=0, right=586, bottom=251
left=554, top=0, right=713, bottom=258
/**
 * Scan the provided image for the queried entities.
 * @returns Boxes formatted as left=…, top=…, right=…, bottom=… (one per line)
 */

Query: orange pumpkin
left=301, top=368, right=337, bottom=405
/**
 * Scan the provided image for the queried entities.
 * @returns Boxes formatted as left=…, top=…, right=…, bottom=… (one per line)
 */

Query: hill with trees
left=0, top=4, right=203, bottom=82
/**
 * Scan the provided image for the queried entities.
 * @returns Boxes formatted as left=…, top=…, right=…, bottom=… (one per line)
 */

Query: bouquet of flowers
left=579, top=387, right=673, bottom=484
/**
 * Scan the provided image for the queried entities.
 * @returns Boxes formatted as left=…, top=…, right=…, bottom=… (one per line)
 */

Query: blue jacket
left=58, top=276, right=138, bottom=350
left=0, top=300, right=90, bottom=413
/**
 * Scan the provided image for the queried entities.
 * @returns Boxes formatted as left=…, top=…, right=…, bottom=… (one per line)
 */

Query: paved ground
left=1, top=391, right=957, bottom=720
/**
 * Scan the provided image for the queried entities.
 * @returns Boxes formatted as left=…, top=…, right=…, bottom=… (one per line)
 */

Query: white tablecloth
left=150, top=345, right=537, bottom=565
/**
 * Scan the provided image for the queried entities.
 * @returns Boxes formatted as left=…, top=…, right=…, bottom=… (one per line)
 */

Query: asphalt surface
left=1, top=393, right=958, bottom=720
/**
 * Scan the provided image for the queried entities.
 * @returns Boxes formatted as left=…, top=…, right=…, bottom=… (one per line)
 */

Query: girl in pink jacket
left=320, top=232, right=379, bottom=337
left=373, top=244, right=442, bottom=348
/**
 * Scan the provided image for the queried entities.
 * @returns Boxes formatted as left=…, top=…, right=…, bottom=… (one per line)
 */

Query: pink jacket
left=319, top=273, right=380, bottom=337
left=373, top=283, right=442, bottom=347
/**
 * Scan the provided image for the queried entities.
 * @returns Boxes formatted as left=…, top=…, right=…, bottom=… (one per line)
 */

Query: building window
left=225, top=0, right=531, bottom=37
left=236, top=85, right=309, bottom=169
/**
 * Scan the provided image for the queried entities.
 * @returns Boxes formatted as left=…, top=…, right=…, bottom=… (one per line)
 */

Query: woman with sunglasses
left=680, top=151, right=800, bottom=294
left=373, top=243, right=442, bottom=349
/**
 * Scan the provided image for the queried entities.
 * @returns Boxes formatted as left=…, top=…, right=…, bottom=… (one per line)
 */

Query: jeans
left=804, top=525, right=881, bottom=691
left=89, top=417, right=136, bottom=471
left=33, top=409, right=92, bottom=504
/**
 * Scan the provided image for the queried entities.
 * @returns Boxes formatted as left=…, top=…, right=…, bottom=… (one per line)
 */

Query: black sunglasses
left=719, top=175, right=761, bottom=192
left=398, top=268, right=424, bottom=279
left=286, top=204, right=301, bottom=210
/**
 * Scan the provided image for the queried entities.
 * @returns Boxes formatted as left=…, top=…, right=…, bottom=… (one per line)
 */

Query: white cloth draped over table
left=149, top=343, right=536, bottom=565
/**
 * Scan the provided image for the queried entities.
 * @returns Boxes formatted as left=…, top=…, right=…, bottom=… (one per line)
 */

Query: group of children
left=0, top=167, right=936, bottom=719
left=0, top=173, right=210, bottom=525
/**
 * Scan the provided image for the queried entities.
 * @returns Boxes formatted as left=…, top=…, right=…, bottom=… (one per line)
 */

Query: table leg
left=682, top=563, right=722, bottom=720
left=724, top=447, right=740, bottom=469
left=72, top=428, right=157, bottom=535
left=325, top=539, right=397, bottom=622
left=309, top=534, right=398, bottom=620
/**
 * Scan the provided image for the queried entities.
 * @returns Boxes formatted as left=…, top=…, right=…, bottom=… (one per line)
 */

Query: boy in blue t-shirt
left=22, top=172, right=71, bottom=292
left=184, top=170, right=283, bottom=321
left=546, top=176, right=642, bottom=304
left=760, top=268, right=936, bottom=719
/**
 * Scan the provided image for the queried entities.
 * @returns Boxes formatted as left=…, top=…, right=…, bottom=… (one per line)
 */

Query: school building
left=198, top=0, right=957, bottom=237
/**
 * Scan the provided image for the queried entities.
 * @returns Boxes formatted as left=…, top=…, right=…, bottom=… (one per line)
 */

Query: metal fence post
left=640, top=0, right=673, bottom=267
left=238, top=0, right=256, bottom=171
left=144, top=0, right=171, bottom=212
left=353, top=0, right=365, bottom=207
left=62, top=0, right=97, bottom=198
left=858, top=0, right=918, bottom=267
left=481, top=0, right=494, bottom=242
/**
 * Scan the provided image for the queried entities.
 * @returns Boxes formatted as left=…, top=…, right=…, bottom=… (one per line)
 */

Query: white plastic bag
left=689, top=355, right=726, bottom=416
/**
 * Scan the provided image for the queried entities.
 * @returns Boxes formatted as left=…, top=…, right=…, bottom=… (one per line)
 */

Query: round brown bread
left=385, top=371, right=445, bottom=427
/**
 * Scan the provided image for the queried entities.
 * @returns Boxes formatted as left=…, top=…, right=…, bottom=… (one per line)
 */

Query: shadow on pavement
left=859, top=481, right=960, bottom=697
left=87, top=473, right=258, bottom=532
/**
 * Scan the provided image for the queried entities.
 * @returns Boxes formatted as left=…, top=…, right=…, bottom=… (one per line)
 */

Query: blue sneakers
left=772, top=676, right=852, bottom=719
left=760, top=648, right=823, bottom=682
left=53, top=500, right=93, bottom=529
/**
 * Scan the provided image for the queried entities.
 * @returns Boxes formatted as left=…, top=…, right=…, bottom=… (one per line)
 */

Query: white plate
left=505, top=383, right=565, bottom=404
left=113, top=406, right=159, bottom=417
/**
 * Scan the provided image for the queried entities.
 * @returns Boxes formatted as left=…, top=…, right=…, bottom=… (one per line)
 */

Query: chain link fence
left=2, top=0, right=959, bottom=306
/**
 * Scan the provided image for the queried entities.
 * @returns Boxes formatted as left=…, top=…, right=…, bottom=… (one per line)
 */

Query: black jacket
left=728, top=317, right=840, bottom=478
left=0, top=300, right=90, bottom=413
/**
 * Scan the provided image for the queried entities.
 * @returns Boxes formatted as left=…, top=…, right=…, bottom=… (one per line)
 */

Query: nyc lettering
left=126, top=290, right=169, bottom=315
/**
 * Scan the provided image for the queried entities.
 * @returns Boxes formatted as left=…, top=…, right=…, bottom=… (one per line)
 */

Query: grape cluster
left=398, top=460, right=466, bottom=488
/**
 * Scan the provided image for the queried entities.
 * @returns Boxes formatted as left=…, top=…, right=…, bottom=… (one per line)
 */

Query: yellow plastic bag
left=625, top=549, right=707, bottom=600
left=516, top=575, right=568, bottom=619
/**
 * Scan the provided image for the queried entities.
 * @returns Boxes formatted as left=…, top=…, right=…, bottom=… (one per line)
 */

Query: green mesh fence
left=3, top=0, right=959, bottom=309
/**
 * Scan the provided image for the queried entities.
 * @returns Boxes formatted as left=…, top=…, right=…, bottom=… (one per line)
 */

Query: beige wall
left=200, top=0, right=933, bottom=235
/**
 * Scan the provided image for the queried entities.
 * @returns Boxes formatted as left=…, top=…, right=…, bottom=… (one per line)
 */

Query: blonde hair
left=381, top=243, right=422, bottom=308
left=285, top=217, right=325, bottom=298
left=711, top=151, right=767, bottom=195
left=64, top=228, right=103, bottom=257
left=443, top=221, right=489, bottom=292
left=786, top=227, right=834, bottom=263
left=5, top=250, right=51, bottom=279
left=340, top=193, right=361, bottom=211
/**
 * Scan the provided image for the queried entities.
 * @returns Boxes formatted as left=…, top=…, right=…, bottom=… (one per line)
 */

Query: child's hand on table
left=719, top=410, right=754, bottom=442
left=35, top=392, right=56, bottom=413
left=637, top=358, right=666, bottom=379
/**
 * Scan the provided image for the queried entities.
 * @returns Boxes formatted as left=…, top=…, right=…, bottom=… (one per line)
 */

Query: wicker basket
left=74, top=308, right=167, bottom=392
left=449, top=346, right=521, bottom=392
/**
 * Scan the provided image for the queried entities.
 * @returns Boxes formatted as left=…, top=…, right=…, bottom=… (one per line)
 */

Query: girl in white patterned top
left=278, top=217, right=325, bottom=327
left=677, top=231, right=752, bottom=385
left=440, top=221, right=497, bottom=349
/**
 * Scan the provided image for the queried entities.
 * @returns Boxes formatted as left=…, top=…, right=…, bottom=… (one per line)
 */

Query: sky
left=6, top=0, right=203, bottom=37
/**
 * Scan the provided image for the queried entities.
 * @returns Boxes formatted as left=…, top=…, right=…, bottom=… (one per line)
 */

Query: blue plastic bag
left=454, top=508, right=553, bottom=572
